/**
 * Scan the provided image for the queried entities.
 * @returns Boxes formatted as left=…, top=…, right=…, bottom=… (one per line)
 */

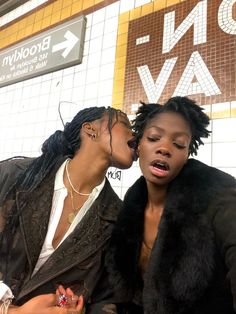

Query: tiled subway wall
left=0, top=0, right=235, bottom=199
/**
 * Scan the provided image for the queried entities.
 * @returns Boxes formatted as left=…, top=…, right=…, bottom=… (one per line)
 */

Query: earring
left=92, top=133, right=97, bottom=139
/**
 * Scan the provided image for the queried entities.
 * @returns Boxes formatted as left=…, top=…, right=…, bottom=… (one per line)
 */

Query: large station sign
left=0, top=16, right=86, bottom=87
left=124, top=0, right=236, bottom=112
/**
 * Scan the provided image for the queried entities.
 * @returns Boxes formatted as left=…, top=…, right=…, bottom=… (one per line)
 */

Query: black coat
left=0, top=157, right=122, bottom=313
left=107, top=159, right=236, bottom=314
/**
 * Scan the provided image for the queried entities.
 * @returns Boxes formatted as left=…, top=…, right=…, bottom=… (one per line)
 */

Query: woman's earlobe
left=82, top=122, right=96, bottom=136
left=92, top=133, right=97, bottom=140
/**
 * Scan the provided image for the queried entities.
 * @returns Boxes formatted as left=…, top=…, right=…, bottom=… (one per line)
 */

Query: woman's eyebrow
left=173, top=131, right=191, bottom=139
left=147, top=126, right=191, bottom=138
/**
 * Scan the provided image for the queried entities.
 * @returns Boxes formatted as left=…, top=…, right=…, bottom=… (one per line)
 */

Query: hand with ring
left=56, top=285, right=84, bottom=313
left=7, top=287, right=84, bottom=314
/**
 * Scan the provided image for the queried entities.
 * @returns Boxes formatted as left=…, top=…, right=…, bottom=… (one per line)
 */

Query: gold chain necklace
left=65, top=160, right=91, bottom=196
left=68, top=189, right=82, bottom=224
left=65, top=160, right=91, bottom=224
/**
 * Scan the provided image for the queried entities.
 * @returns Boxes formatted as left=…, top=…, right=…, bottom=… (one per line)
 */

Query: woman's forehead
left=149, top=111, right=187, bottom=124
left=110, top=111, right=129, bottom=124
left=146, top=112, right=191, bottom=133
left=99, top=110, right=129, bottom=128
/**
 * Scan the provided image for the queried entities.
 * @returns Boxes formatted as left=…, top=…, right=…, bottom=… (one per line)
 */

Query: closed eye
left=147, top=136, right=160, bottom=142
left=174, top=142, right=187, bottom=149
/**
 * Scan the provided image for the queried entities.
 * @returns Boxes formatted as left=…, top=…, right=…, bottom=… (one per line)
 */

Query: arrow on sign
left=52, top=30, right=79, bottom=58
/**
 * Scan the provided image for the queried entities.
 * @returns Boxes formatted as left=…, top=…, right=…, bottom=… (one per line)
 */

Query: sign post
left=0, top=16, right=86, bottom=88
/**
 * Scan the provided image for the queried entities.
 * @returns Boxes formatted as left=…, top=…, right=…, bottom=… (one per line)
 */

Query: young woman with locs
left=107, top=96, right=236, bottom=314
left=0, top=106, right=136, bottom=314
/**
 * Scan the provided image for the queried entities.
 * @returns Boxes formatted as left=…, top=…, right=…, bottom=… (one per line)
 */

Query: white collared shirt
left=0, top=159, right=105, bottom=299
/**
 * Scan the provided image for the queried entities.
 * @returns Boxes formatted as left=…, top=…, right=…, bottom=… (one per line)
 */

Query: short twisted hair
left=132, top=96, right=210, bottom=156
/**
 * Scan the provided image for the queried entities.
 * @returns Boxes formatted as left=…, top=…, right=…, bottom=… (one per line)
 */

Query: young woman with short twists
left=107, top=96, right=236, bottom=314
left=0, top=106, right=136, bottom=314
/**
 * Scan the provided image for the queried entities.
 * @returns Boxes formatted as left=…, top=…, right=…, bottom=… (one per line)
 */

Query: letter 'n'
left=162, top=0, right=207, bottom=53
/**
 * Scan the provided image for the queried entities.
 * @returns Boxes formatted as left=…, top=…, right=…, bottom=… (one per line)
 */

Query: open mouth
left=151, top=161, right=170, bottom=171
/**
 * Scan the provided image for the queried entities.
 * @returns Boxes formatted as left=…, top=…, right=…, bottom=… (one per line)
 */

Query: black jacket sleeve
left=0, top=157, right=33, bottom=205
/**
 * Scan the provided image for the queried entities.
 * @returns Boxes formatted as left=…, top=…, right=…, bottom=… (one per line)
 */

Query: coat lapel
left=16, top=173, right=54, bottom=274
left=17, top=179, right=121, bottom=299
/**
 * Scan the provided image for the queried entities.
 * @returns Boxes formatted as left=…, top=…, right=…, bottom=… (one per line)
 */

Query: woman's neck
left=64, top=153, right=108, bottom=193
left=146, top=181, right=167, bottom=211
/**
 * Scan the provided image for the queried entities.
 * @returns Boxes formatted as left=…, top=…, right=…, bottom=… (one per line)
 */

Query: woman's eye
left=174, top=142, right=187, bottom=149
left=147, top=136, right=160, bottom=142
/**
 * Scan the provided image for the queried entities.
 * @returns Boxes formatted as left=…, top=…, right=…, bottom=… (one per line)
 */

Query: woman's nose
left=156, top=146, right=171, bottom=157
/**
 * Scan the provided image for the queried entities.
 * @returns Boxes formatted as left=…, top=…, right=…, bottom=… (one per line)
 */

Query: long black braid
left=18, top=106, right=121, bottom=191
left=132, top=96, right=210, bottom=156
left=0, top=106, right=123, bottom=273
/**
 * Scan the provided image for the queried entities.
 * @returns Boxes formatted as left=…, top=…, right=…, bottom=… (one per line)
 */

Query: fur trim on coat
left=106, top=159, right=236, bottom=314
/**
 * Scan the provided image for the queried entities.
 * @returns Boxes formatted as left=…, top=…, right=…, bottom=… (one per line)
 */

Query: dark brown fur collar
left=107, top=159, right=236, bottom=313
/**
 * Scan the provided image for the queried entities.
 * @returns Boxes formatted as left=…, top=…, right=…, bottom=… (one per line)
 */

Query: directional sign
left=0, top=16, right=86, bottom=88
